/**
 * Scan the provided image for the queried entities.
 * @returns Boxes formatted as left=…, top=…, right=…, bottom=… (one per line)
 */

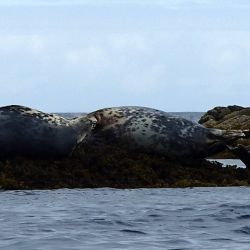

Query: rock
left=0, top=142, right=250, bottom=189
left=199, top=105, right=250, bottom=128
left=199, top=106, right=250, bottom=158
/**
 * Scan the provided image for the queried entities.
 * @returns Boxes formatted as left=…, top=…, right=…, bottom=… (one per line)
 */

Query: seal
left=0, top=105, right=93, bottom=158
left=87, top=106, right=245, bottom=159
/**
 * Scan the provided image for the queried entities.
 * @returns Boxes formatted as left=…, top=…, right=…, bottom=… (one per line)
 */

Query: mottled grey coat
left=87, top=106, right=244, bottom=158
left=0, top=105, right=92, bottom=158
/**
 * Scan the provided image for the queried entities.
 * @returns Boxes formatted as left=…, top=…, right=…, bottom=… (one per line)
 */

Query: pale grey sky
left=0, top=0, right=249, bottom=112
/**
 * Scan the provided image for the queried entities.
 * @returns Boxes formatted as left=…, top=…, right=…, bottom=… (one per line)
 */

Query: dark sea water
left=1, top=187, right=250, bottom=250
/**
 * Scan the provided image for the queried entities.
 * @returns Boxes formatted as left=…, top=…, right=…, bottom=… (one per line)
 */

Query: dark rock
left=0, top=141, right=250, bottom=190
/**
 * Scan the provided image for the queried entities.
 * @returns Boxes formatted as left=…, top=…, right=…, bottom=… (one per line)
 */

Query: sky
left=0, top=0, right=249, bottom=112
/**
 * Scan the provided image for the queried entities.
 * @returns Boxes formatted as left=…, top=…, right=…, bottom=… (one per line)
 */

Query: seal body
left=87, top=106, right=244, bottom=159
left=0, top=105, right=92, bottom=158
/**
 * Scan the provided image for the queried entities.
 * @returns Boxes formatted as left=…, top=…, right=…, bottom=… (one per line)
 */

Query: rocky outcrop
left=199, top=105, right=250, bottom=130
left=199, top=105, right=250, bottom=158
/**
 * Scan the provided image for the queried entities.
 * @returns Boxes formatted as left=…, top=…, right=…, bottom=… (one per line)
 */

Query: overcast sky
left=0, top=0, right=249, bottom=112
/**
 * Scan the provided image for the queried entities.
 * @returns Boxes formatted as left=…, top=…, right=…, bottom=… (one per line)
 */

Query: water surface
left=1, top=187, right=250, bottom=250
left=209, top=159, right=246, bottom=168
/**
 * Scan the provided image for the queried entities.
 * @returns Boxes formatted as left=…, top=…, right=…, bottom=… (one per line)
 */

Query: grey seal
left=87, top=106, right=245, bottom=159
left=0, top=105, right=93, bottom=158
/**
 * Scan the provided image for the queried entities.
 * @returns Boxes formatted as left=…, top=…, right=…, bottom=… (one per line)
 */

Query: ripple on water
left=120, top=229, right=147, bottom=235
left=115, top=220, right=134, bottom=226
left=236, top=214, right=250, bottom=220
left=234, top=226, right=250, bottom=235
left=1, top=187, right=250, bottom=249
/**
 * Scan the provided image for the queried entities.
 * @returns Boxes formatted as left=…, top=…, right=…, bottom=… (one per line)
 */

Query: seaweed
left=0, top=141, right=250, bottom=190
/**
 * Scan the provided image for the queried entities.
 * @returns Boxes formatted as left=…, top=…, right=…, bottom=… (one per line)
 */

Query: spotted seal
left=86, top=106, right=245, bottom=159
left=0, top=105, right=93, bottom=158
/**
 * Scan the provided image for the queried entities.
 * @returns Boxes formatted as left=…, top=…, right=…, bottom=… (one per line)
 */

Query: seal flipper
left=68, top=116, right=97, bottom=156
left=208, top=129, right=245, bottom=141
left=204, top=128, right=245, bottom=157
left=227, top=145, right=250, bottom=169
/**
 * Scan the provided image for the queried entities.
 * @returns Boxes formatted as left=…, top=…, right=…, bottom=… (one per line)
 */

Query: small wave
left=115, top=220, right=133, bottom=226
left=191, top=218, right=204, bottom=222
left=91, top=218, right=114, bottom=225
left=234, top=226, right=250, bottom=235
left=9, top=190, right=38, bottom=196
left=148, top=213, right=162, bottom=217
left=177, top=207, right=195, bottom=211
left=210, top=238, right=232, bottom=242
left=40, top=228, right=56, bottom=233
left=219, top=203, right=231, bottom=208
left=237, top=214, right=250, bottom=219
left=215, top=217, right=235, bottom=222
left=120, top=229, right=147, bottom=235
left=231, top=204, right=250, bottom=209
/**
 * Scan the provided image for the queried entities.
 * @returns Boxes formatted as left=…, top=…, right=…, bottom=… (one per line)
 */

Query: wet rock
left=0, top=142, right=250, bottom=190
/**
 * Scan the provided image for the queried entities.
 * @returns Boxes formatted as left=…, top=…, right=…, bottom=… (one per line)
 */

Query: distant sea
left=169, top=112, right=205, bottom=123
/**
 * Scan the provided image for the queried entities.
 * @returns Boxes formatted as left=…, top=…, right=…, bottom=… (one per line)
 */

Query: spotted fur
left=0, top=105, right=93, bottom=158
left=87, top=106, right=244, bottom=158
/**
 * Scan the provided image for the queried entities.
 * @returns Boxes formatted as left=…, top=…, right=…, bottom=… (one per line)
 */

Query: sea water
left=0, top=187, right=250, bottom=250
